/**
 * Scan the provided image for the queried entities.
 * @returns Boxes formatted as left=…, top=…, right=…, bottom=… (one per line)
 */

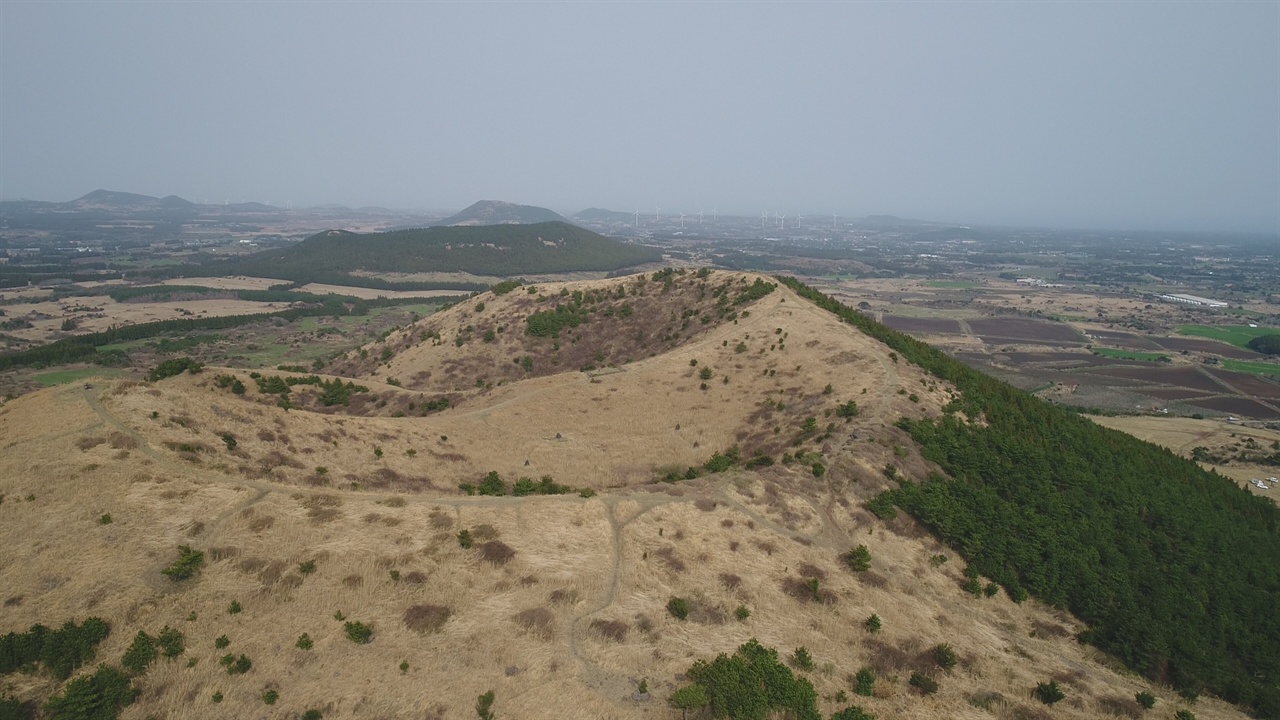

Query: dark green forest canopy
left=778, top=276, right=1280, bottom=719
left=213, top=222, right=661, bottom=281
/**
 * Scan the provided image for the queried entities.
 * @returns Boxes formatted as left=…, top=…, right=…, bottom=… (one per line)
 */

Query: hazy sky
left=1, top=2, right=1277, bottom=233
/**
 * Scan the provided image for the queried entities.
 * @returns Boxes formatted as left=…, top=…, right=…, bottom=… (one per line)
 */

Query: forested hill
left=780, top=276, right=1280, bottom=719
left=216, top=221, right=661, bottom=281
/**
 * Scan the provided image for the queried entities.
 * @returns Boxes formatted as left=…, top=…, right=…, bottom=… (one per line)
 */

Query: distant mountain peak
left=439, top=200, right=567, bottom=227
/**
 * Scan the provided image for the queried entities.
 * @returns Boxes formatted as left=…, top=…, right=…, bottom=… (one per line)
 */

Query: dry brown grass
left=0, top=276, right=1254, bottom=720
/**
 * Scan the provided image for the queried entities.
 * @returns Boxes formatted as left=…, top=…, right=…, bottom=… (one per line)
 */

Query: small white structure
left=1159, top=293, right=1228, bottom=308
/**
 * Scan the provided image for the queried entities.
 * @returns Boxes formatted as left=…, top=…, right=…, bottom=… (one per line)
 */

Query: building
left=1159, top=293, right=1228, bottom=308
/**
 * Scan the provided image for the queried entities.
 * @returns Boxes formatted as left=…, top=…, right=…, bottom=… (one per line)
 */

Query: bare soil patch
left=882, top=316, right=963, bottom=334
left=1184, top=396, right=1280, bottom=419
left=968, top=318, right=1085, bottom=344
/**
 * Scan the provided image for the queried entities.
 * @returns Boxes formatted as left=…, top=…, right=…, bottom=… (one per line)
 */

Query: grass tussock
left=589, top=619, right=628, bottom=643
left=513, top=607, right=555, bottom=639
left=403, top=604, right=451, bottom=634
left=479, top=540, right=516, bottom=565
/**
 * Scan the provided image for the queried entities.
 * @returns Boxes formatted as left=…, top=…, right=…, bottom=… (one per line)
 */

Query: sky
left=1, top=2, right=1277, bottom=234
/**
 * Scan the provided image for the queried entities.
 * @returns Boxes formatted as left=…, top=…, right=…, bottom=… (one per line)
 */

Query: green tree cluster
left=681, top=638, right=820, bottom=720
left=0, top=618, right=110, bottom=680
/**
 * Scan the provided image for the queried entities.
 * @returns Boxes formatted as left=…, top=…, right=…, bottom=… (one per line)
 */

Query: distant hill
left=72, top=189, right=173, bottom=209
left=573, top=208, right=634, bottom=222
left=438, top=200, right=566, bottom=226
left=219, top=221, right=661, bottom=281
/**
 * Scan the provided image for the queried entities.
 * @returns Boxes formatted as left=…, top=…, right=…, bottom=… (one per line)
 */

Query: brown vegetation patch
left=549, top=589, right=579, bottom=605
left=4, top=596, right=24, bottom=607
left=257, top=429, right=276, bottom=442
left=513, top=607, right=555, bottom=639
left=402, top=571, right=427, bottom=584
left=403, top=604, right=451, bottom=634
left=428, top=509, right=453, bottom=529
left=207, top=543, right=240, bottom=561
left=258, top=560, right=287, bottom=585
left=107, top=432, right=137, bottom=450
left=236, top=557, right=267, bottom=574
left=694, top=497, right=717, bottom=512
left=866, top=638, right=913, bottom=675
left=379, top=496, right=407, bottom=508
left=859, top=571, right=889, bottom=589
left=471, top=524, right=499, bottom=541
left=719, top=573, right=742, bottom=590
left=301, top=494, right=342, bottom=522
left=781, top=576, right=836, bottom=604
left=75, top=436, right=106, bottom=451
left=1031, top=619, right=1070, bottom=638
left=342, top=574, right=363, bottom=589
left=797, top=563, right=826, bottom=581
left=261, top=450, right=305, bottom=469
left=1097, top=696, right=1142, bottom=719
left=589, top=618, right=628, bottom=643
left=480, top=540, right=516, bottom=565
left=248, top=515, right=275, bottom=532
left=652, top=546, right=686, bottom=573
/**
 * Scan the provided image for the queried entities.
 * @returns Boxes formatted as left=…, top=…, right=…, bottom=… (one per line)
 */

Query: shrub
left=227, top=601, right=241, bottom=615
left=843, top=545, right=871, bottom=572
left=480, top=541, right=516, bottom=565
left=1174, top=711, right=1196, bottom=720
left=220, top=654, right=250, bottom=675
left=854, top=666, right=876, bottom=696
left=699, top=367, right=713, bottom=381
left=811, top=462, right=825, bottom=478
left=791, top=647, right=814, bottom=671
left=909, top=673, right=938, bottom=695
left=299, top=559, right=316, bottom=575
left=477, top=471, right=506, bottom=496
left=262, top=689, right=278, bottom=704
left=45, top=665, right=136, bottom=719
left=686, top=638, right=818, bottom=720
left=120, top=631, right=157, bottom=674
left=156, top=626, right=184, bottom=658
left=161, top=545, right=204, bottom=581
left=836, top=400, right=859, bottom=418
left=933, top=643, right=958, bottom=670
left=667, top=597, right=689, bottom=620
left=212, top=691, right=223, bottom=703
left=457, top=529, right=473, bottom=548
left=735, top=605, right=750, bottom=622
left=476, top=690, right=495, bottom=720
left=1136, top=690, right=1156, bottom=709
left=344, top=621, right=372, bottom=644
left=865, top=494, right=897, bottom=520
left=214, top=635, right=229, bottom=649
left=863, top=614, right=881, bottom=633
left=303, top=711, right=322, bottom=720
left=1032, top=680, right=1065, bottom=705
left=296, top=633, right=313, bottom=650
left=98, top=513, right=112, bottom=525
left=146, top=357, right=203, bottom=381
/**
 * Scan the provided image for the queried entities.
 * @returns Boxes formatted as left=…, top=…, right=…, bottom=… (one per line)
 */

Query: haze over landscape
left=1, top=2, right=1277, bottom=233
left=2, top=4, right=1280, bottom=720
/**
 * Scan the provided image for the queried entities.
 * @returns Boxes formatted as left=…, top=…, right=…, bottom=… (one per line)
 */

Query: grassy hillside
left=782, top=276, right=1280, bottom=718
left=216, top=222, right=659, bottom=284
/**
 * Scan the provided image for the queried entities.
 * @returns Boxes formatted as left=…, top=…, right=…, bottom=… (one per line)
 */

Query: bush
left=156, top=626, right=184, bottom=658
left=476, top=690, right=495, bottom=720
left=843, top=545, right=871, bottom=572
left=1135, top=690, right=1156, bottom=709
left=296, top=633, right=313, bottom=650
left=457, top=529, right=473, bottom=548
left=146, top=357, right=203, bottom=382
left=830, top=707, right=875, bottom=720
left=667, top=597, right=689, bottom=621
left=735, top=605, right=750, bottom=622
left=865, top=494, right=897, bottom=520
left=853, top=666, right=875, bottom=696
left=0, top=617, right=110, bottom=680
left=120, top=632, right=156, bottom=675
left=219, top=654, right=251, bottom=675
left=836, top=400, right=859, bottom=418
left=160, top=545, right=204, bottom=581
left=227, top=601, right=241, bottom=615
left=299, top=559, right=316, bottom=575
left=686, top=639, right=818, bottom=720
left=262, top=689, right=278, bottom=705
left=863, top=614, right=881, bottom=633
left=344, top=621, right=372, bottom=644
left=933, top=643, right=957, bottom=670
left=791, top=647, right=814, bottom=671
left=1174, top=711, right=1196, bottom=720
left=1032, top=680, right=1065, bottom=705
left=909, top=673, right=938, bottom=695
left=303, top=710, right=323, bottom=720
left=45, top=664, right=136, bottom=720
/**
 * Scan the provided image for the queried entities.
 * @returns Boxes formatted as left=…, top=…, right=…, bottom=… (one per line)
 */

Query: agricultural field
left=1177, top=324, right=1278, bottom=349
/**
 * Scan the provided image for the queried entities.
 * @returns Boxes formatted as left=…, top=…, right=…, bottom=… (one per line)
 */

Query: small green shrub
left=1135, top=690, right=1156, bottom=709
left=121, top=631, right=157, bottom=674
left=791, top=647, right=814, bottom=671
left=735, top=605, right=750, bottom=621
left=400, top=660, right=409, bottom=673
left=212, top=691, right=223, bottom=703
left=156, top=626, right=184, bottom=657
left=863, top=614, right=881, bottom=633
left=214, top=635, right=229, bottom=649
left=843, top=545, right=871, bottom=572
left=854, top=666, right=875, bottom=696
left=667, top=597, right=689, bottom=621
left=227, top=600, right=241, bottom=615
left=98, top=513, right=112, bottom=525
left=1174, top=711, right=1196, bottom=720
left=344, top=621, right=372, bottom=644
left=909, top=673, right=938, bottom=695
left=219, top=653, right=251, bottom=675
left=933, top=643, right=957, bottom=670
left=457, top=529, right=474, bottom=549
left=299, top=559, right=316, bottom=575
left=296, top=633, right=313, bottom=650
left=1032, top=680, right=1065, bottom=705
left=161, top=545, right=204, bottom=581
left=476, top=690, right=496, bottom=720
left=303, top=710, right=323, bottom=720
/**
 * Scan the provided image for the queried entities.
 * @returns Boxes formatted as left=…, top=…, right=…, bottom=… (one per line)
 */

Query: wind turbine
left=778, top=214, right=785, bottom=230
left=655, top=207, right=660, bottom=222
left=796, top=214, right=802, bottom=228
left=833, top=213, right=838, bottom=229
left=679, top=213, right=686, bottom=229
left=712, top=208, right=717, bottom=222
left=633, top=210, right=639, bottom=228
left=698, top=210, right=703, bottom=225
left=760, top=211, right=767, bottom=229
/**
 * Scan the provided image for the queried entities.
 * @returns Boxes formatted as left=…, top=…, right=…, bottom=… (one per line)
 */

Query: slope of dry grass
left=0, top=271, right=1244, bottom=719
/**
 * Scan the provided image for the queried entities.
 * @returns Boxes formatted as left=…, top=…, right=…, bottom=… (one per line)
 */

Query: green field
left=1177, top=324, right=1277, bottom=349
left=925, top=280, right=978, bottom=289
left=1220, top=359, right=1280, bottom=377
left=35, top=368, right=129, bottom=387
left=1091, top=348, right=1169, bottom=362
